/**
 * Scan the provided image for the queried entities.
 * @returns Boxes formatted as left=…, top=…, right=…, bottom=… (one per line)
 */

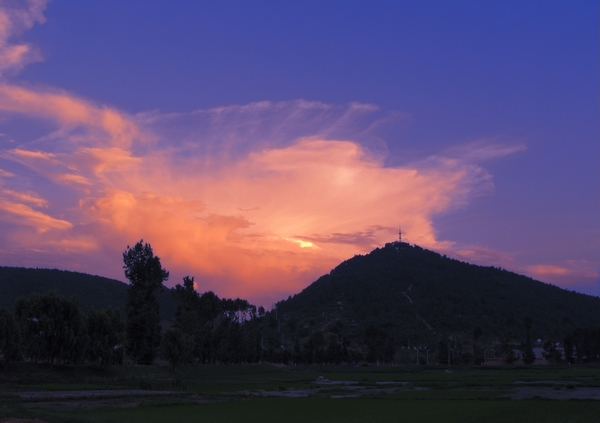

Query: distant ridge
left=0, top=266, right=177, bottom=320
left=276, top=242, right=600, bottom=345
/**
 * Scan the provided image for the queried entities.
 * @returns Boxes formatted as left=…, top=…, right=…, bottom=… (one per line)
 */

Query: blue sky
left=0, top=0, right=597, bottom=304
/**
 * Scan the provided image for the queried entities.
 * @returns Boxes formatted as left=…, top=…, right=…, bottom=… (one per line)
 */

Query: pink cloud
left=0, top=85, right=142, bottom=146
left=0, top=187, right=47, bottom=207
left=454, top=246, right=515, bottom=267
left=0, top=168, right=14, bottom=177
left=0, top=1, right=546, bottom=305
left=0, top=0, right=47, bottom=76
left=526, top=262, right=599, bottom=287
left=57, top=135, right=491, bottom=303
left=0, top=89, right=531, bottom=304
left=0, top=198, right=71, bottom=232
left=0, top=4, right=594, bottom=306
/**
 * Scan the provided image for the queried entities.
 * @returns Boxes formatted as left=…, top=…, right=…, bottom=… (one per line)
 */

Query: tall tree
left=86, top=307, right=125, bottom=366
left=123, top=240, right=169, bottom=364
left=172, top=276, right=202, bottom=362
left=0, top=308, right=21, bottom=369
left=522, top=316, right=536, bottom=365
left=14, top=290, right=86, bottom=365
left=472, top=326, right=484, bottom=365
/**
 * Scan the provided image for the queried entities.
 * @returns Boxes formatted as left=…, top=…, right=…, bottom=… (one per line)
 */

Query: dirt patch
left=15, top=389, right=180, bottom=401
left=6, top=389, right=191, bottom=411
left=234, top=379, right=420, bottom=399
left=505, top=387, right=600, bottom=400
left=0, top=419, right=48, bottom=423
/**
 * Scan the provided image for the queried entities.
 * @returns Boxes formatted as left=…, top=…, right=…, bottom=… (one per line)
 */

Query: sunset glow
left=0, top=1, right=597, bottom=304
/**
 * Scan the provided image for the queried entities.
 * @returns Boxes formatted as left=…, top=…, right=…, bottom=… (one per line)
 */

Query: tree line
left=1, top=240, right=598, bottom=368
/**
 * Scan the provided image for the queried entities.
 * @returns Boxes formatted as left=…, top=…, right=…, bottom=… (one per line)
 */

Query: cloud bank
left=0, top=85, right=510, bottom=304
left=1, top=2, right=595, bottom=305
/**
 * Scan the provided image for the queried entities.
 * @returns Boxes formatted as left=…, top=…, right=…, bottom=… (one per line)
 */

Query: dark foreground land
left=1, top=363, right=600, bottom=423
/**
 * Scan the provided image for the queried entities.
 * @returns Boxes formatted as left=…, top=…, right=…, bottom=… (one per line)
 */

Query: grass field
left=69, top=398, right=600, bottom=423
left=1, top=363, right=600, bottom=422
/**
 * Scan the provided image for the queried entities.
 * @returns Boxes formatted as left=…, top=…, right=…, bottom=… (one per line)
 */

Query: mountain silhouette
left=275, top=242, right=600, bottom=346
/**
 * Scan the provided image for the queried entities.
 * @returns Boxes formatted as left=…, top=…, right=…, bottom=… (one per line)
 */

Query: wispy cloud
left=0, top=167, right=14, bottom=177
left=0, top=186, right=47, bottom=207
left=0, top=0, right=47, bottom=76
left=0, top=85, right=143, bottom=147
left=526, top=261, right=599, bottom=287
left=442, top=141, right=527, bottom=163
left=0, top=198, right=71, bottom=232
left=454, top=246, right=515, bottom=267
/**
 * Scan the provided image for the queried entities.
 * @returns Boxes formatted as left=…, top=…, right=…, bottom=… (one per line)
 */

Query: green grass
left=2, top=364, right=600, bottom=423
left=66, top=398, right=600, bottom=423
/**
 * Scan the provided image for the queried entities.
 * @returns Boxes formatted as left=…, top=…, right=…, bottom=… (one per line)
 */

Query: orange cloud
left=0, top=187, right=47, bottom=207
left=83, top=189, right=333, bottom=302
left=54, top=173, right=91, bottom=187
left=0, top=92, right=528, bottom=304
left=0, top=198, right=71, bottom=232
left=77, top=147, right=143, bottom=175
left=526, top=262, right=599, bottom=287
left=0, top=85, right=142, bottom=146
left=0, top=0, right=513, bottom=303
left=55, top=136, right=491, bottom=303
left=529, top=264, right=569, bottom=276
left=455, top=246, right=514, bottom=267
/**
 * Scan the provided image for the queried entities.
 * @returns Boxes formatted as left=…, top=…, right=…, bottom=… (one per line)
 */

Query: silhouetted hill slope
left=276, top=242, right=600, bottom=345
left=0, top=267, right=177, bottom=320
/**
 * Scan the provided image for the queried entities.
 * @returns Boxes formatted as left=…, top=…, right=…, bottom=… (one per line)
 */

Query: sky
left=0, top=0, right=597, bottom=306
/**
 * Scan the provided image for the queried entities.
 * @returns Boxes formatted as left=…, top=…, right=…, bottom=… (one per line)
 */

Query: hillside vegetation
left=0, top=267, right=177, bottom=321
left=1, top=242, right=599, bottom=366
left=276, top=242, right=600, bottom=347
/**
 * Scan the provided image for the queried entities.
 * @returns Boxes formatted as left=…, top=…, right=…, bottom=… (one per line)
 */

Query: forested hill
left=0, top=267, right=177, bottom=320
left=275, top=242, right=600, bottom=345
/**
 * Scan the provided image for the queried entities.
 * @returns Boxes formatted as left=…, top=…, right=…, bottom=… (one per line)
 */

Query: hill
left=0, top=266, right=177, bottom=320
left=275, top=242, right=600, bottom=347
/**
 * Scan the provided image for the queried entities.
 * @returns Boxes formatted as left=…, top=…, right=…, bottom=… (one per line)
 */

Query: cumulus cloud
left=0, top=2, right=540, bottom=304
left=0, top=89, right=513, bottom=303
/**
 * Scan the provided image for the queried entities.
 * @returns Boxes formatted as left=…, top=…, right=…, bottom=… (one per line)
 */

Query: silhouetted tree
left=501, top=334, right=517, bottom=364
left=365, top=323, right=395, bottom=365
left=0, top=308, right=21, bottom=368
left=172, top=276, right=202, bottom=361
left=123, top=240, right=169, bottom=364
left=565, top=326, right=600, bottom=363
left=563, top=334, right=575, bottom=363
left=161, top=327, right=194, bottom=368
left=472, top=326, right=484, bottom=364
left=86, top=307, right=125, bottom=366
left=303, top=331, right=325, bottom=364
left=522, top=316, right=536, bottom=364
left=461, top=351, right=473, bottom=364
left=14, top=290, right=86, bottom=365
left=542, top=340, right=562, bottom=364
left=437, top=340, right=449, bottom=365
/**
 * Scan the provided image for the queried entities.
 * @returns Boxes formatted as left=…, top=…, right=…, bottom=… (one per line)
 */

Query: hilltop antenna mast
left=398, top=226, right=402, bottom=242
